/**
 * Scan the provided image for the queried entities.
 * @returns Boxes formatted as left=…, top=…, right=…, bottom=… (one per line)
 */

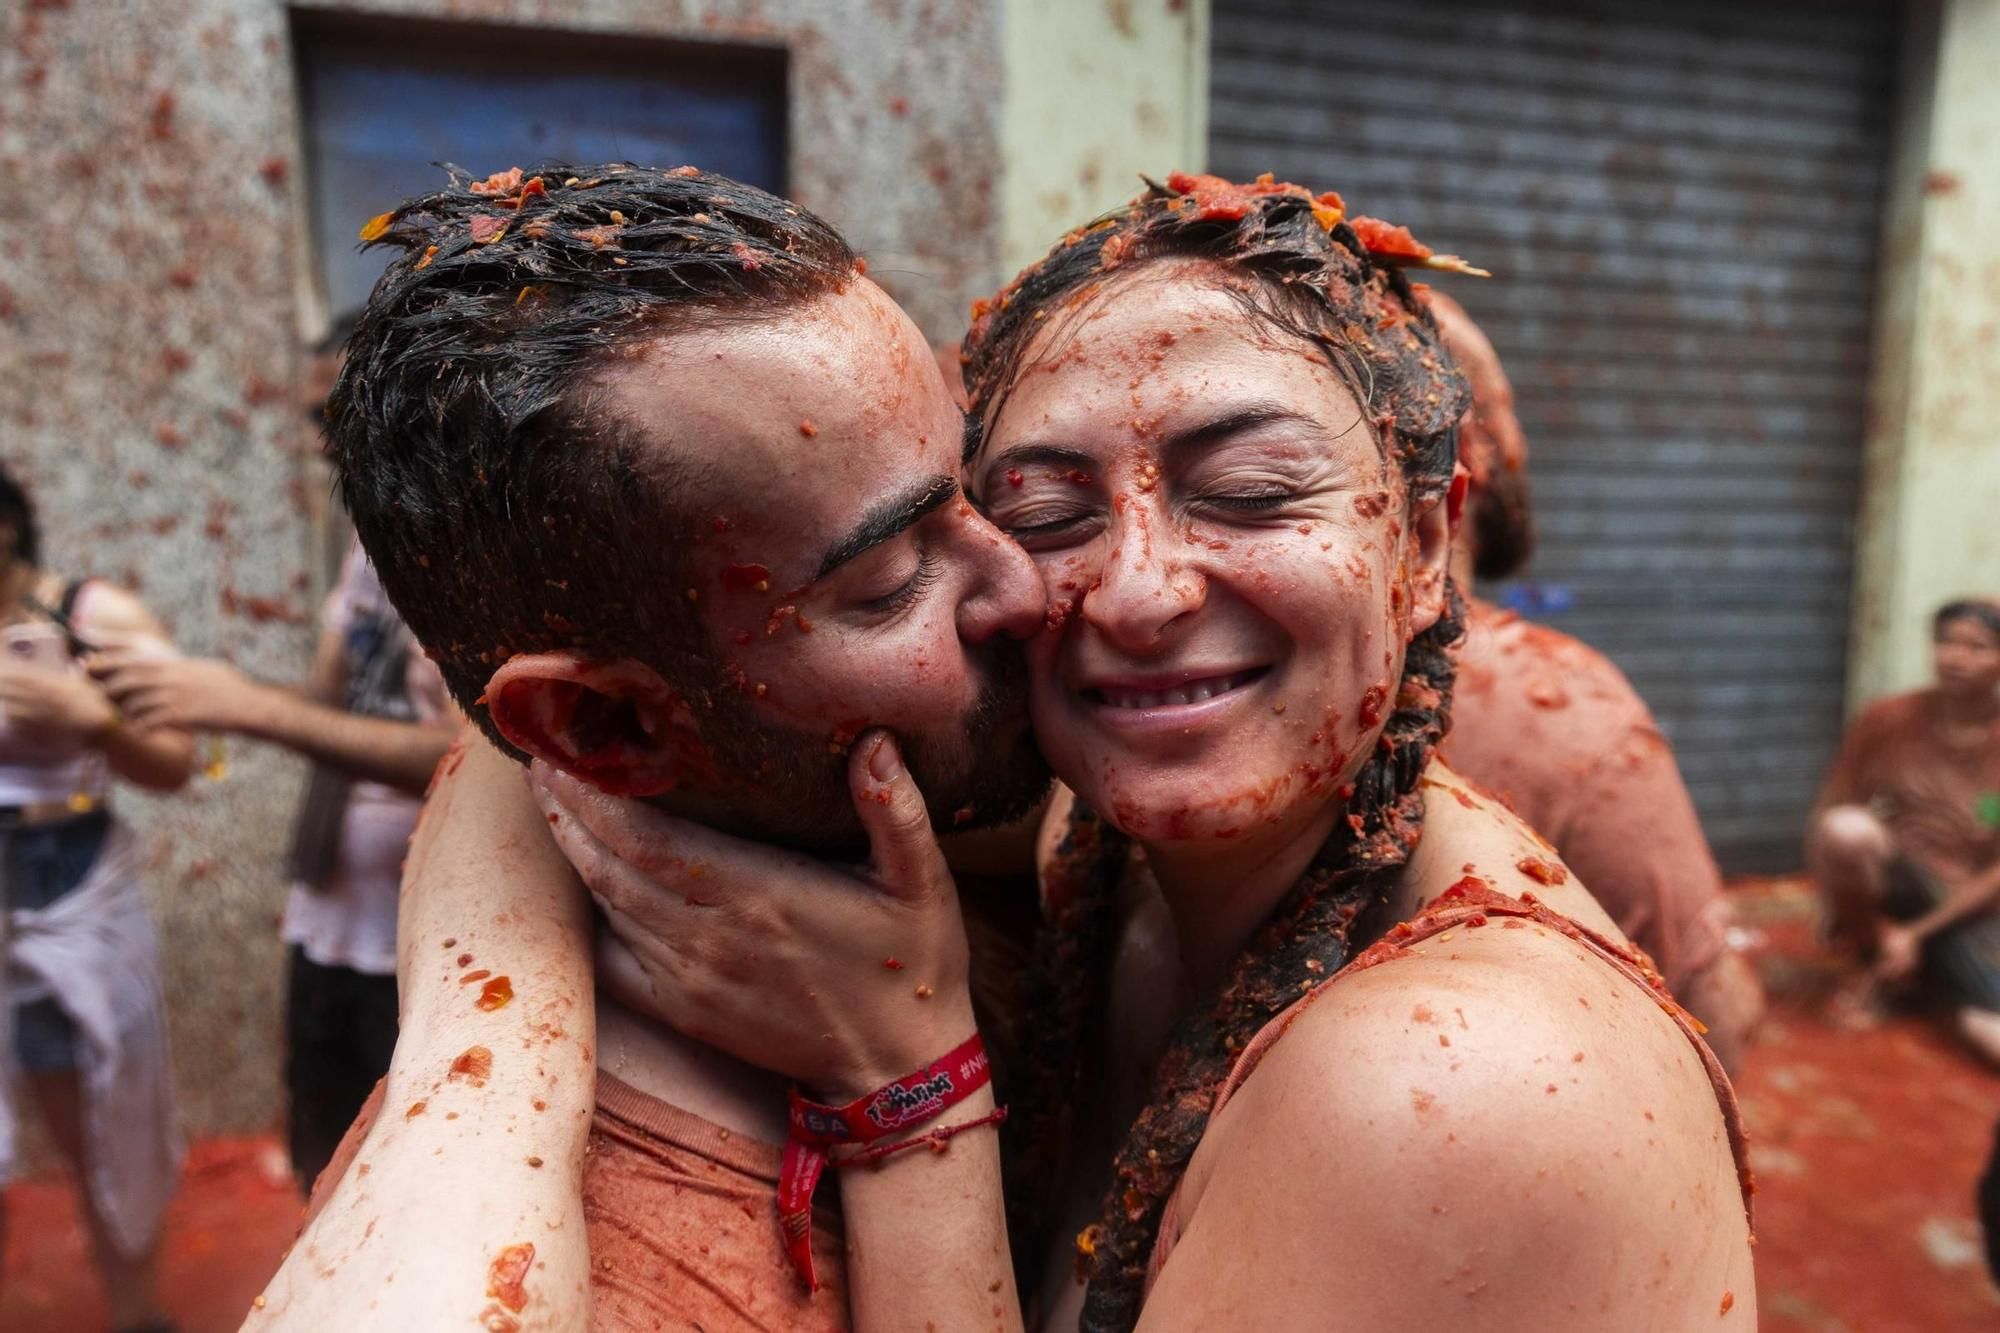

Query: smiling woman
left=934, top=174, right=1758, bottom=1331
left=972, top=286, right=1422, bottom=849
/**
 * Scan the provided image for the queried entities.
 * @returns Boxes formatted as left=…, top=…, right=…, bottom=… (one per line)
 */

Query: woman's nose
left=1077, top=503, right=1206, bottom=653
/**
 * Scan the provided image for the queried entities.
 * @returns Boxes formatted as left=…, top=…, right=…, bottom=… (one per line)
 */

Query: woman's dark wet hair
left=962, top=173, right=1472, bottom=1330
left=0, top=462, right=40, bottom=568
left=324, top=164, right=857, bottom=748
left=1935, top=599, right=2000, bottom=644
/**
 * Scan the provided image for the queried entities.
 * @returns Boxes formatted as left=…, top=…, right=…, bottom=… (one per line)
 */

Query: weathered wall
left=998, top=0, right=1208, bottom=275
left=0, top=0, right=1002, bottom=1144
left=1850, top=0, right=2000, bottom=705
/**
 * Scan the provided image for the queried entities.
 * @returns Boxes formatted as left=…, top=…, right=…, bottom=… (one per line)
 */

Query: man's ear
left=484, top=654, right=700, bottom=798
left=1406, top=478, right=1458, bottom=636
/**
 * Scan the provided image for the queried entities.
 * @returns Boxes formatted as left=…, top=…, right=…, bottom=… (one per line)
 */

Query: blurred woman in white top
left=0, top=461, right=193, bottom=1333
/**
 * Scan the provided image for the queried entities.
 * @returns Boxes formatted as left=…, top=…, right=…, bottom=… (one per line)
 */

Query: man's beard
left=670, top=644, right=1049, bottom=859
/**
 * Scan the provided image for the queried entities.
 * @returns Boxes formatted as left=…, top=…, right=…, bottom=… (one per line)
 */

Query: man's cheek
left=740, top=634, right=960, bottom=739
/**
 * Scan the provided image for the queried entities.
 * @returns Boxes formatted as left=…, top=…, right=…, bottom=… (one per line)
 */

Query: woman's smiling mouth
left=1083, top=666, right=1270, bottom=714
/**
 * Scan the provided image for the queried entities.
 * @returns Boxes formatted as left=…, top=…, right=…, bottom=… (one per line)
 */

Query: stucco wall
left=999, top=0, right=1208, bottom=275
left=0, top=0, right=1002, bottom=1144
left=1850, top=0, right=2000, bottom=705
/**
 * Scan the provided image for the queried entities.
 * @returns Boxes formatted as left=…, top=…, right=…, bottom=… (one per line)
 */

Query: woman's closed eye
left=986, top=499, right=1102, bottom=550
left=1193, top=488, right=1297, bottom=515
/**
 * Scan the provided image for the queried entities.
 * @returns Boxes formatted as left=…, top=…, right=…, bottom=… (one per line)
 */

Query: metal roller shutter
left=1210, top=0, right=1898, bottom=872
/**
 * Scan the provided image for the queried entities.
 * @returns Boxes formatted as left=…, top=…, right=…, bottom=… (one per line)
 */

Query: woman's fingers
left=536, top=778, right=689, bottom=936
left=849, top=730, right=952, bottom=905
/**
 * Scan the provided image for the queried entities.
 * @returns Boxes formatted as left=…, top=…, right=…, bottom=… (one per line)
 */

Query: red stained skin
left=1516, top=856, right=1568, bottom=886
left=448, top=1047, right=492, bottom=1084
left=477, top=976, right=514, bottom=1011
left=720, top=563, right=771, bottom=593
left=487, top=1243, right=535, bottom=1314
left=1358, top=684, right=1388, bottom=727
left=459, top=969, right=492, bottom=985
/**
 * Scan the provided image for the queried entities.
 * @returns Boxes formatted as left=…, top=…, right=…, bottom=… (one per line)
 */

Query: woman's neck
left=1137, top=796, right=1348, bottom=995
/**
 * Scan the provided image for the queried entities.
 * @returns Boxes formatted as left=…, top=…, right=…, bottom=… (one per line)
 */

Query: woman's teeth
left=1096, top=669, right=1263, bottom=710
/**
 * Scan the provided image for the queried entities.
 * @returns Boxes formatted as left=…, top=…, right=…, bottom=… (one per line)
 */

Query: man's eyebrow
left=815, top=473, right=958, bottom=579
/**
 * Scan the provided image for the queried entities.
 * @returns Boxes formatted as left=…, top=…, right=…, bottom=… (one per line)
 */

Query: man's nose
left=953, top=506, right=1048, bottom=645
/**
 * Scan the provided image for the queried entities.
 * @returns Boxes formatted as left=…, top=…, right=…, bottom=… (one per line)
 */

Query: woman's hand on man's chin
left=530, top=730, right=979, bottom=1101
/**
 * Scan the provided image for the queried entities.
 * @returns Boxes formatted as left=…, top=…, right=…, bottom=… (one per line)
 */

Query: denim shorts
left=5, top=808, right=112, bottom=1072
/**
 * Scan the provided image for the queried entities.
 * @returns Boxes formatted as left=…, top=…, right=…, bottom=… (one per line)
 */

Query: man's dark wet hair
left=323, top=164, right=858, bottom=747
left=0, top=462, right=39, bottom=568
left=1935, top=599, right=2000, bottom=643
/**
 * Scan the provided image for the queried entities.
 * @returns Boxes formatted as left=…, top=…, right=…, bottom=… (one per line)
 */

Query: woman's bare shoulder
left=1408, top=759, right=1625, bottom=942
left=1145, top=922, right=1753, bottom=1330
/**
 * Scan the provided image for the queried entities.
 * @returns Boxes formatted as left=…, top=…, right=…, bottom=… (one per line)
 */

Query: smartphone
left=1, top=622, right=71, bottom=675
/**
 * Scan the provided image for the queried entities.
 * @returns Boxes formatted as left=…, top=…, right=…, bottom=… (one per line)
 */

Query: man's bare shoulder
left=1148, top=923, right=1754, bottom=1330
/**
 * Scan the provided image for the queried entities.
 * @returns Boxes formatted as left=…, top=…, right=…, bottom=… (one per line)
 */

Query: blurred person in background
left=97, top=539, right=456, bottom=1192
left=0, top=461, right=195, bottom=1333
left=94, top=345, right=460, bottom=1193
left=1809, top=598, right=2000, bottom=1062
left=1425, top=289, right=1765, bottom=1071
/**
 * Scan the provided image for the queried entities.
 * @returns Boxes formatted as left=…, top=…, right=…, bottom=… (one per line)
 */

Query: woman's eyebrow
left=978, top=443, right=1100, bottom=475
left=1163, top=404, right=1327, bottom=457
left=978, top=405, right=1329, bottom=484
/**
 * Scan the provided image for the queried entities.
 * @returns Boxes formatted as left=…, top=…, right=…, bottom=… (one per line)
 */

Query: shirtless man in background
left=1427, top=289, right=1766, bottom=1070
left=1810, top=598, right=2000, bottom=1061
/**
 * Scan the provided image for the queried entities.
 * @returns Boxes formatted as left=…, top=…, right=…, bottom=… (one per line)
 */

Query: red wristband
left=777, top=1033, right=992, bottom=1289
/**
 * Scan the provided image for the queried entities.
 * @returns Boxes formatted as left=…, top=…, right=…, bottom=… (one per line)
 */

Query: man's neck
left=1935, top=685, right=2000, bottom=731
left=595, top=992, right=791, bottom=1143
